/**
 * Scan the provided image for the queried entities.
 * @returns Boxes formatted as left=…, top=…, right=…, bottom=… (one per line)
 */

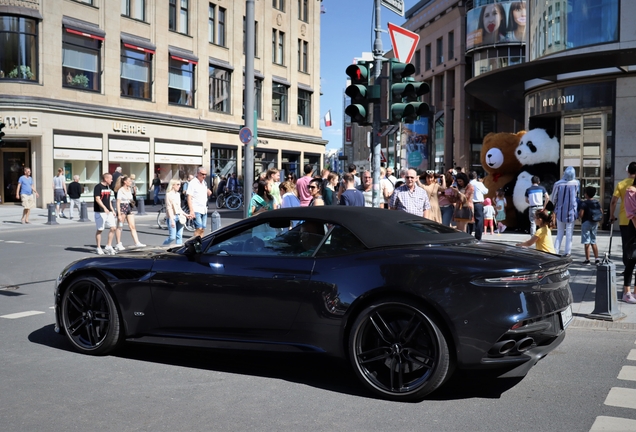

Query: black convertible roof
left=250, top=206, right=472, bottom=249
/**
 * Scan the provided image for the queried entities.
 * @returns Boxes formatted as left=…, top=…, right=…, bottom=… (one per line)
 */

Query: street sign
left=382, top=0, right=404, bottom=17
left=239, top=127, right=252, bottom=144
left=381, top=150, right=387, bottom=163
left=388, top=23, right=420, bottom=64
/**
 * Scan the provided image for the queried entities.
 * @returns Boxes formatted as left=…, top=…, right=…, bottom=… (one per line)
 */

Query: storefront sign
left=112, top=122, right=147, bottom=134
left=109, top=151, right=150, bottom=162
left=154, top=154, right=202, bottom=165
left=529, top=82, right=615, bottom=116
left=109, top=138, right=150, bottom=153
left=54, top=148, right=102, bottom=161
left=155, top=142, right=202, bottom=156
left=54, top=134, right=102, bottom=150
left=3, top=115, right=38, bottom=128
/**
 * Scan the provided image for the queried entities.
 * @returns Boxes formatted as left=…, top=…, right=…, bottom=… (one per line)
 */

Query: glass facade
left=0, top=16, right=38, bottom=82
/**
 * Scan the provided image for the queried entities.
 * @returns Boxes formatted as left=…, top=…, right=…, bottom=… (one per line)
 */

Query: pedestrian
left=227, top=172, right=239, bottom=192
left=163, top=178, right=188, bottom=246
left=468, top=171, right=488, bottom=240
left=610, top=162, right=636, bottom=276
left=67, top=174, right=83, bottom=220
left=495, top=188, right=507, bottom=233
left=129, top=173, right=138, bottom=206
left=389, top=169, right=431, bottom=217
left=322, top=172, right=339, bottom=205
left=483, top=198, right=496, bottom=235
left=115, top=175, right=145, bottom=249
left=356, top=170, right=373, bottom=207
left=152, top=173, right=162, bottom=205
left=53, top=167, right=68, bottom=218
left=347, top=163, right=361, bottom=187
left=93, top=173, right=117, bottom=255
left=379, top=167, right=394, bottom=209
left=579, top=185, right=602, bottom=266
left=516, top=209, right=556, bottom=253
left=15, top=167, right=39, bottom=224
left=438, top=171, right=456, bottom=226
left=187, top=167, right=212, bottom=237
left=285, top=171, right=297, bottom=184
left=421, top=170, right=444, bottom=222
left=296, top=164, right=314, bottom=206
left=279, top=180, right=301, bottom=208
left=620, top=175, right=636, bottom=303
left=550, top=166, right=580, bottom=256
left=453, top=172, right=474, bottom=233
left=339, top=172, right=365, bottom=206
left=385, top=167, right=397, bottom=186
left=111, top=166, right=123, bottom=188
left=525, top=175, right=549, bottom=235
left=248, top=179, right=274, bottom=216
left=308, top=178, right=325, bottom=206
left=266, top=168, right=282, bottom=208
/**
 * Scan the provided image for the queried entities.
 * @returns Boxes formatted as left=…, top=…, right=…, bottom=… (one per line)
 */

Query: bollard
left=589, top=224, right=625, bottom=321
left=46, top=203, right=59, bottom=225
left=211, top=210, right=221, bottom=232
left=136, top=197, right=147, bottom=215
left=79, top=201, right=90, bottom=222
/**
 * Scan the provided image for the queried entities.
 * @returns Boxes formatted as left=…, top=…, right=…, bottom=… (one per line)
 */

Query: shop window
left=243, top=76, right=263, bottom=119
left=298, top=0, right=308, bottom=22
left=210, top=147, right=237, bottom=177
left=254, top=151, right=278, bottom=179
left=62, top=30, right=102, bottom=92
left=297, top=89, right=311, bottom=127
left=298, top=39, right=308, bottom=73
left=169, top=0, right=189, bottom=35
left=272, top=29, right=285, bottom=65
left=209, top=3, right=226, bottom=47
left=242, top=17, right=259, bottom=56
left=209, top=65, right=231, bottom=113
left=122, top=0, right=145, bottom=21
left=303, top=153, right=320, bottom=175
left=0, top=16, right=38, bottom=82
left=121, top=43, right=152, bottom=100
left=168, top=57, right=195, bottom=107
left=272, top=82, right=288, bottom=123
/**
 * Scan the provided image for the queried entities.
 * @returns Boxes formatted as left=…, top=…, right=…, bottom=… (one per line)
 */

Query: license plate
left=560, top=305, right=573, bottom=329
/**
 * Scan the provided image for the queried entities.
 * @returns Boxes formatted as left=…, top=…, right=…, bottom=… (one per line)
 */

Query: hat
left=484, top=198, right=492, bottom=206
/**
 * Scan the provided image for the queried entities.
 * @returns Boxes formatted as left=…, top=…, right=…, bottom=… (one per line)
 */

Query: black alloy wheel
left=60, top=276, right=122, bottom=355
left=349, top=300, right=450, bottom=401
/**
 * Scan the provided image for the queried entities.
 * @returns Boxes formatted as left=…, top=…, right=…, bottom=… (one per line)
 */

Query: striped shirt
left=551, top=179, right=579, bottom=223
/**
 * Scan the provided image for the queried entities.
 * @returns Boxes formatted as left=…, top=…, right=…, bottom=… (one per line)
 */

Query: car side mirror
left=185, top=236, right=203, bottom=255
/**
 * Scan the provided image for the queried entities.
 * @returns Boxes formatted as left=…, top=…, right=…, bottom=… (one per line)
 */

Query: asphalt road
left=2, top=221, right=636, bottom=431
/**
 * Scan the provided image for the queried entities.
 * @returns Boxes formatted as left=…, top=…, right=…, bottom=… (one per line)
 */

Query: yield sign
left=387, top=22, right=420, bottom=64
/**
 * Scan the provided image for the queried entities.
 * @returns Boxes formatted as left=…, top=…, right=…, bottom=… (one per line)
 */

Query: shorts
left=20, top=194, right=36, bottom=210
left=54, top=189, right=67, bottom=204
left=484, top=218, right=494, bottom=228
left=119, top=202, right=132, bottom=216
left=95, top=212, right=116, bottom=231
left=581, top=220, right=598, bottom=245
left=194, top=212, right=208, bottom=229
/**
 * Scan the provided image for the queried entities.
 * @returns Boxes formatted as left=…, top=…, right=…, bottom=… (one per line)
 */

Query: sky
left=319, top=0, right=420, bottom=151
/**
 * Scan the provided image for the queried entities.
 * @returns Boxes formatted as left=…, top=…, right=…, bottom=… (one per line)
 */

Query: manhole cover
left=0, top=285, right=20, bottom=291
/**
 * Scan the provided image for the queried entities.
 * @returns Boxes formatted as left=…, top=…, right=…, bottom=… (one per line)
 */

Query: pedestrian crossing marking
left=604, top=387, right=636, bottom=409
left=4, top=240, right=24, bottom=244
left=0, top=310, right=45, bottom=319
left=590, top=415, right=636, bottom=431
left=617, top=366, right=636, bottom=381
left=627, top=349, right=636, bottom=361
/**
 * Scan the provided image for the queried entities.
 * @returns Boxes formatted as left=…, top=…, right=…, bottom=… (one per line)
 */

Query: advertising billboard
left=466, top=1, right=526, bottom=50
left=402, top=117, right=429, bottom=171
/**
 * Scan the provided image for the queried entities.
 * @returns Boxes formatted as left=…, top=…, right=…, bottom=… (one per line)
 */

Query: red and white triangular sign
left=381, top=150, right=387, bottom=163
left=387, top=23, right=420, bottom=64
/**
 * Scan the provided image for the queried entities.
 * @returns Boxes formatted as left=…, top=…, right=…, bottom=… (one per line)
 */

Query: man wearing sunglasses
left=389, top=169, right=430, bottom=218
left=187, top=167, right=212, bottom=238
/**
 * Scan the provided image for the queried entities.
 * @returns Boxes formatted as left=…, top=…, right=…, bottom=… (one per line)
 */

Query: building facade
left=0, top=0, right=325, bottom=207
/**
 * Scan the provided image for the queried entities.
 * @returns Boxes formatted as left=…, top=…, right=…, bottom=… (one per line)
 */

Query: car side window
left=314, top=225, right=366, bottom=257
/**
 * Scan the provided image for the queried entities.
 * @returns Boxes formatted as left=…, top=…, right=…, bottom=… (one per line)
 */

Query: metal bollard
left=136, top=197, right=147, bottom=215
left=79, top=201, right=90, bottom=222
left=211, top=210, right=221, bottom=232
left=46, top=203, right=59, bottom=225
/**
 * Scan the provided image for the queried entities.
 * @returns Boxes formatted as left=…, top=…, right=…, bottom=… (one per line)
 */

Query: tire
left=60, top=276, right=122, bottom=355
left=216, top=194, right=226, bottom=209
left=184, top=216, right=195, bottom=232
left=226, top=194, right=242, bottom=210
left=157, top=208, right=167, bottom=229
left=348, top=300, right=450, bottom=401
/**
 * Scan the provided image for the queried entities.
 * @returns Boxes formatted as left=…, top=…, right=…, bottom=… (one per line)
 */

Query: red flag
left=324, top=110, right=332, bottom=127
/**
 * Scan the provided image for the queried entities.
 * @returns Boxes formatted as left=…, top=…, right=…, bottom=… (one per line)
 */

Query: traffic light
left=388, top=60, right=430, bottom=124
left=0, top=122, right=5, bottom=147
left=344, top=62, right=379, bottom=126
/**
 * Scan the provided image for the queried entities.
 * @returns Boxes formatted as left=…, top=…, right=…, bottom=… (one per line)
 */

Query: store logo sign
left=542, top=95, right=575, bottom=108
left=4, top=116, right=38, bottom=128
left=113, top=122, right=147, bottom=134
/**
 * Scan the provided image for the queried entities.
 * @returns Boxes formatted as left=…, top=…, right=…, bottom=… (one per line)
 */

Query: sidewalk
left=1, top=202, right=635, bottom=328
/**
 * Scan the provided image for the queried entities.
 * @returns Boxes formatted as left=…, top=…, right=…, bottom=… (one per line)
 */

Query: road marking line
left=590, top=415, right=636, bottom=431
left=604, top=387, right=636, bottom=409
left=0, top=310, right=46, bottom=319
left=4, top=240, right=24, bottom=244
left=628, top=349, right=636, bottom=361
left=618, top=366, right=636, bottom=381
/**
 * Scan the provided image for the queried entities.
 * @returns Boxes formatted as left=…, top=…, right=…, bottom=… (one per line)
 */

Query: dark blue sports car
left=54, top=206, right=573, bottom=401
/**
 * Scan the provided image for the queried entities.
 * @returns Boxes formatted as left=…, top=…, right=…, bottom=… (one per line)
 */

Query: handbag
left=455, top=204, right=474, bottom=222
left=178, top=213, right=187, bottom=225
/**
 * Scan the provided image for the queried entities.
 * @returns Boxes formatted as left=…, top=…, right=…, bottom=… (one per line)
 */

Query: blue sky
left=319, top=0, right=419, bottom=150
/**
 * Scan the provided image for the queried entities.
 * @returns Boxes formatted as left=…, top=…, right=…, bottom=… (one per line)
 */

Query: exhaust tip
left=515, top=337, right=534, bottom=352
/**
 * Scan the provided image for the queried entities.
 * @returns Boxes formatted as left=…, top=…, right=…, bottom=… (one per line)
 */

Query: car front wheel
left=349, top=300, right=450, bottom=401
left=60, top=276, right=122, bottom=355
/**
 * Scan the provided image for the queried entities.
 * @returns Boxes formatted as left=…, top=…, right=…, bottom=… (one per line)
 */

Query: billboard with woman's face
left=467, top=1, right=526, bottom=49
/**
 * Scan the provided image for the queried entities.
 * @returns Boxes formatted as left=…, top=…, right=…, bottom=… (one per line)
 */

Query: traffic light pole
left=372, top=0, right=383, bottom=208
left=243, top=0, right=255, bottom=218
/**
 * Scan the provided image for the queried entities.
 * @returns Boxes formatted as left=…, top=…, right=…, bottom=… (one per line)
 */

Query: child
left=483, top=198, right=496, bottom=235
left=495, top=188, right=507, bottom=234
left=578, top=185, right=602, bottom=265
left=516, top=210, right=556, bottom=254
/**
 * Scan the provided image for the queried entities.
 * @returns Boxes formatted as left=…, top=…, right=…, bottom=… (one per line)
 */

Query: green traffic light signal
left=344, top=62, right=378, bottom=126
left=388, top=60, right=430, bottom=124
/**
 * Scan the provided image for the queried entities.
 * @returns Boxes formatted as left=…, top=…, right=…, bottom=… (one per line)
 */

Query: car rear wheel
left=349, top=300, right=450, bottom=401
left=60, top=276, right=122, bottom=355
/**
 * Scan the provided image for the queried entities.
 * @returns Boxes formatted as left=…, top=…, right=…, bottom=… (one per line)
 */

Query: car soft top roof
left=251, top=206, right=473, bottom=249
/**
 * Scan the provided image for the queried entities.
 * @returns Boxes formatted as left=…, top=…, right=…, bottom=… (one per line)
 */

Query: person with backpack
left=579, top=185, right=602, bottom=265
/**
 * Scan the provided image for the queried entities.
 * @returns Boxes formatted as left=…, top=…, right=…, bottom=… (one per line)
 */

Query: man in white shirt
left=380, top=167, right=394, bottom=209
left=187, top=167, right=212, bottom=238
left=469, top=171, right=489, bottom=241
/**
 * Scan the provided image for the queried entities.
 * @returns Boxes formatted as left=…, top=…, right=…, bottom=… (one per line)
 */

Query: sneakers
left=499, top=224, right=507, bottom=233
left=135, top=242, right=146, bottom=247
left=60, top=213, right=66, bottom=218
left=622, top=292, right=636, bottom=304
left=104, top=245, right=117, bottom=255
left=96, top=247, right=105, bottom=255
left=115, top=243, right=126, bottom=251
left=582, top=260, right=591, bottom=265
left=595, top=259, right=600, bottom=265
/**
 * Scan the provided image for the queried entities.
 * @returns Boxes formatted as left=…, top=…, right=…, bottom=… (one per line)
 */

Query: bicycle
left=157, top=202, right=195, bottom=232
left=216, top=188, right=243, bottom=210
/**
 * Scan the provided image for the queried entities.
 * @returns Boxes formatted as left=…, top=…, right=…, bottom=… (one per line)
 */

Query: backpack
left=590, top=205, right=603, bottom=222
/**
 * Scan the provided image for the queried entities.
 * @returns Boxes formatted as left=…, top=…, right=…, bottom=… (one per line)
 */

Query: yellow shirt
left=613, top=177, right=634, bottom=226
left=535, top=225, right=556, bottom=254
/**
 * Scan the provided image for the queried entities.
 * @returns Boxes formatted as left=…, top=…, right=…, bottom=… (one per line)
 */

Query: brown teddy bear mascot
left=480, top=131, right=526, bottom=229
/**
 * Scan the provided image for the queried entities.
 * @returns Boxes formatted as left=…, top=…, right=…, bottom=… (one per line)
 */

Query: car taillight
left=483, top=273, right=544, bottom=283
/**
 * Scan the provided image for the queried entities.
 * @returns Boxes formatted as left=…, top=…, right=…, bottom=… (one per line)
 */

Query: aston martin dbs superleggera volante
left=54, top=206, right=573, bottom=401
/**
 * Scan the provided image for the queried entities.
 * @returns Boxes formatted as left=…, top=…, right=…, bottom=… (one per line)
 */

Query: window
left=297, top=88, right=311, bottom=126
left=169, top=0, right=189, bottom=34
left=209, top=65, right=231, bottom=113
left=75, top=0, right=93, bottom=4
left=62, top=30, right=102, bottom=91
left=272, top=82, right=288, bottom=122
left=243, top=76, right=263, bottom=119
left=298, top=0, right=308, bottom=22
left=298, top=39, right=308, bottom=72
left=448, top=31, right=454, bottom=60
left=210, top=147, right=237, bottom=177
left=436, top=37, right=443, bottom=65
left=272, top=29, right=285, bottom=65
left=425, top=44, right=431, bottom=70
left=168, top=57, right=195, bottom=107
left=209, top=3, right=226, bottom=47
left=122, top=0, right=145, bottom=21
left=413, top=50, right=421, bottom=75
left=243, top=17, right=259, bottom=56
left=121, top=43, right=152, bottom=100
left=273, top=0, right=285, bottom=12
left=0, top=16, right=38, bottom=82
